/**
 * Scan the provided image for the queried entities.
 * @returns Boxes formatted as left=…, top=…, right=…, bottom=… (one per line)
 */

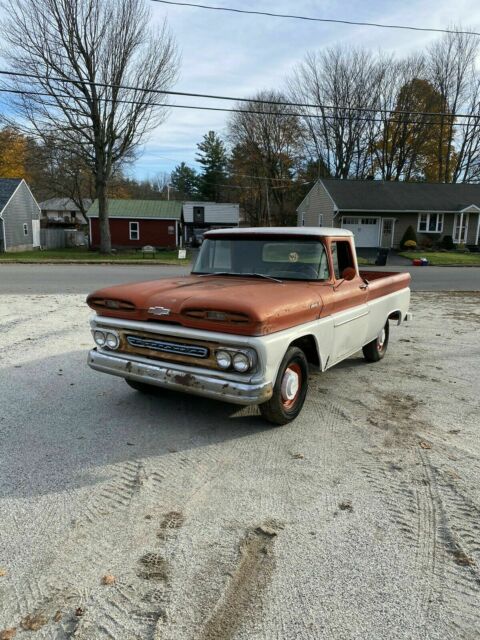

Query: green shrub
left=400, top=225, right=417, bottom=249
left=441, top=235, right=454, bottom=250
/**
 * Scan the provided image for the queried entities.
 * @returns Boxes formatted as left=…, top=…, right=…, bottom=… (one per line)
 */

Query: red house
left=87, top=199, right=182, bottom=250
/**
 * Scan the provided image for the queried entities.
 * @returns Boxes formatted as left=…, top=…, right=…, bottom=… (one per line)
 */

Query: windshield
left=192, top=237, right=330, bottom=281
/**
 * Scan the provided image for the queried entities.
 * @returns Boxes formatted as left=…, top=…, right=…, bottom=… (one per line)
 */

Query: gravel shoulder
left=0, top=292, right=479, bottom=639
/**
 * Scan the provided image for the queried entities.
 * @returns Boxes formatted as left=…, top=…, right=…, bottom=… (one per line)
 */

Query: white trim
left=453, top=212, right=469, bottom=244
left=129, top=221, right=140, bottom=241
left=0, top=180, right=24, bottom=217
left=87, top=215, right=180, bottom=221
left=476, top=214, right=480, bottom=245
left=380, top=217, right=396, bottom=248
left=460, top=204, right=480, bottom=213
left=1, top=217, right=6, bottom=251
left=338, top=208, right=470, bottom=214
left=88, top=216, right=92, bottom=246
left=417, top=212, right=444, bottom=234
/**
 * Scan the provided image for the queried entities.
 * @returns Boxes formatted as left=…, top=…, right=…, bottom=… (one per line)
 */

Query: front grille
left=126, top=335, right=209, bottom=359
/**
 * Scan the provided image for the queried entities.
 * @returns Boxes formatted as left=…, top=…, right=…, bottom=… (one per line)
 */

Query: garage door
left=342, top=217, right=380, bottom=248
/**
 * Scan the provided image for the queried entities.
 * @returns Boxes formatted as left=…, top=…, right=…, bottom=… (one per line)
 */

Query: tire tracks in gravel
left=356, top=389, right=480, bottom=640
left=0, top=415, right=244, bottom=639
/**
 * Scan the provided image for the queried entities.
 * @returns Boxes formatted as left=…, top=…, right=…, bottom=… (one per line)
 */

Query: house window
left=418, top=213, right=443, bottom=233
left=168, top=225, right=175, bottom=235
left=23, top=223, right=28, bottom=236
left=129, top=221, right=139, bottom=240
left=193, top=206, right=205, bottom=224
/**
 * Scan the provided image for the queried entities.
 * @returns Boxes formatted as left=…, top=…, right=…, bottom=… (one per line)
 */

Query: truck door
left=330, top=239, right=369, bottom=363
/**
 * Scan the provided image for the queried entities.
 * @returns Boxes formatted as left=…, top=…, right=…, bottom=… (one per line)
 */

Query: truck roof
left=205, top=226, right=353, bottom=238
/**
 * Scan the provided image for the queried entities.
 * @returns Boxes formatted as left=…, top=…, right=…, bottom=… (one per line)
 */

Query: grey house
left=297, top=179, right=480, bottom=249
left=182, top=201, right=239, bottom=244
left=0, top=178, right=41, bottom=252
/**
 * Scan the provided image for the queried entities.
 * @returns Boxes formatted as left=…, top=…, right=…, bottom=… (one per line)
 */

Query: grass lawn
left=399, top=251, right=480, bottom=266
left=0, top=247, right=191, bottom=264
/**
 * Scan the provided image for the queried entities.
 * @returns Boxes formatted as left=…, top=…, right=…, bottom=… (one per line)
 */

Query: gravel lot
left=1, top=292, right=479, bottom=639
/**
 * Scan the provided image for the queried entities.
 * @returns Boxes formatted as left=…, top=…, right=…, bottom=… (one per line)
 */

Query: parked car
left=86, top=227, right=411, bottom=424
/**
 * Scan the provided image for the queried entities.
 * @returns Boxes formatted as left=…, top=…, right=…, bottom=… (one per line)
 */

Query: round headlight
left=93, top=330, right=106, bottom=346
left=232, top=352, right=250, bottom=373
left=216, top=350, right=232, bottom=369
left=106, top=332, right=119, bottom=350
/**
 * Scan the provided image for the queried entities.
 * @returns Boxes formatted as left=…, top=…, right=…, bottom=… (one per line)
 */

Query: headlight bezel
left=93, top=330, right=106, bottom=347
left=215, top=347, right=256, bottom=373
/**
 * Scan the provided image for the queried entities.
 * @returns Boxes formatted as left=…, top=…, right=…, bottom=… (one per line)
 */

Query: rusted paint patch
left=173, top=372, right=197, bottom=386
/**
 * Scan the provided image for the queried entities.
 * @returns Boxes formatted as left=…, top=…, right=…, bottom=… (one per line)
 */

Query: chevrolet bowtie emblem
left=148, top=306, right=171, bottom=316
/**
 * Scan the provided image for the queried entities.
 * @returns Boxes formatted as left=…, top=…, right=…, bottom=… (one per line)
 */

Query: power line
left=150, top=0, right=480, bottom=37
left=1, top=86, right=478, bottom=130
left=2, top=86, right=476, bottom=129
left=0, top=68, right=478, bottom=121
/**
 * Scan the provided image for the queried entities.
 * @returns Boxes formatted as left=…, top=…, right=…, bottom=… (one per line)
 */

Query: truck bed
left=359, top=270, right=411, bottom=303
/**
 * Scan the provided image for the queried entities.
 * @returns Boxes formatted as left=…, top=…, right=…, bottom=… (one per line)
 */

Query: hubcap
left=281, top=364, right=302, bottom=407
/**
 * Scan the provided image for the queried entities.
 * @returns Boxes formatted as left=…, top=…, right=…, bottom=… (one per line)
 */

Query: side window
left=23, top=223, right=29, bottom=236
left=129, top=221, right=139, bottom=240
left=331, top=241, right=354, bottom=280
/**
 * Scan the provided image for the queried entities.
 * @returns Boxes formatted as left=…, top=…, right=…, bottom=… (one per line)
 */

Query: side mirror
left=341, top=267, right=356, bottom=281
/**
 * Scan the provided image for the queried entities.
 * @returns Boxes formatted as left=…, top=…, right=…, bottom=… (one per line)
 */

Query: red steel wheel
left=260, top=346, right=309, bottom=425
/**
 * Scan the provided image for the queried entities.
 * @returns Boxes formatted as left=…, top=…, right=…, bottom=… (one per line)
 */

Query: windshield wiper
left=195, top=271, right=282, bottom=283
left=240, top=272, right=283, bottom=283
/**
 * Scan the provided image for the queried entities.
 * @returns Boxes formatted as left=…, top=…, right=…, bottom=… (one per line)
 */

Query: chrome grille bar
left=126, top=335, right=209, bottom=359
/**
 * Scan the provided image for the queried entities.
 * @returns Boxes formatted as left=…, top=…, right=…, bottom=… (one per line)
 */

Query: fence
left=40, top=229, right=88, bottom=249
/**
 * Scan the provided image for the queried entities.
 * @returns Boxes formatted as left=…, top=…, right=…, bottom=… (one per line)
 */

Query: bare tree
left=289, top=48, right=381, bottom=180
left=228, top=91, right=303, bottom=225
left=427, top=29, right=480, bottom=182
left=1, top=0, right=179, bottom=252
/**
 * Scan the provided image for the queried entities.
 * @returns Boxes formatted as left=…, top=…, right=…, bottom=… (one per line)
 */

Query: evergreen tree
left=195, top=131, right=228, bottom=201
left=170, top=162, right=199, bottom=199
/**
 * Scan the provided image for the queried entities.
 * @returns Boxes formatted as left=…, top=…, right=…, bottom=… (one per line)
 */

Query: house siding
left=296, top=181, right=335, bottom=227
left=90, top=218, right=177, bottom=249
left=2, top=181, right=40, bottom=251
left=182, top=202, right=239, bottom=224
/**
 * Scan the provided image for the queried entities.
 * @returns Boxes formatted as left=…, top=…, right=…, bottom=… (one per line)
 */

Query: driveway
left=1, top=291, right=479, bottom=639
left=0, top=262, right=479, bottom=293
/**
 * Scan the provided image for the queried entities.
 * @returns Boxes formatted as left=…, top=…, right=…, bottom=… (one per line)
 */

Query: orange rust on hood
left=87, top=268, right=411, bottom=337
left=86, top=275, right=325, bottom=336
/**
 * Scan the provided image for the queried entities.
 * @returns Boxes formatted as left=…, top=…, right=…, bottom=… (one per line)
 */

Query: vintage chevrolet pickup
left=87, top=228, right=411, bottom=424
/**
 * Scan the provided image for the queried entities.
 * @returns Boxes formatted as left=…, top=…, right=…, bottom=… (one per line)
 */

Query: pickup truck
left=87, top=227, right=411, bottom=424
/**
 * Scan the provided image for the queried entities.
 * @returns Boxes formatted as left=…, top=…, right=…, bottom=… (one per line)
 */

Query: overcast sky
left=134, top=0, right=480, bottom=180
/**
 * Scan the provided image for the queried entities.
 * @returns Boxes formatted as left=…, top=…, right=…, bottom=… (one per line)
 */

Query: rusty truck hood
left=86, top=275, right=324, bottom=335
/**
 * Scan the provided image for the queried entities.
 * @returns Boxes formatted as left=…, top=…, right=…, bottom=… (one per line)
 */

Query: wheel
left=362, top=320, right=389, bottom=362
left=259, top=346, right=309, bottom=425
left=125, top=379, right=158, bottom=394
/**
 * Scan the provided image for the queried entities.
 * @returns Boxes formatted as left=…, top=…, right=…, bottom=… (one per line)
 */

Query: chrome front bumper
left=87, top=349, right=273, bottom=406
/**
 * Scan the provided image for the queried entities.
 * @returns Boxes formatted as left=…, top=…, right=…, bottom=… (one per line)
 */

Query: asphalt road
left=0, top=262, right=479, bottom=293
left=1, top=291, right=479, bottom=639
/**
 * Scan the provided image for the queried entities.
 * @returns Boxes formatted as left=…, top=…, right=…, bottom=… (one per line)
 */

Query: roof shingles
left=320, top=179, right=480, bottom=212
left=0, top=178, right=22, bottom=213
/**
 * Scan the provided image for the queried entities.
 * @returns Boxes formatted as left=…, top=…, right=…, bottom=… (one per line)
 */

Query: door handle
left=359, top=284, right=368, bottom=290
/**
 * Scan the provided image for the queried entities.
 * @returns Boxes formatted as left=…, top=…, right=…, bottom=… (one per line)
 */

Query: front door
left=330, top=239, right=369, bottom=363
left=380, top=218, right=394, bottom=248
left=453, top=213, right=469, bottom=244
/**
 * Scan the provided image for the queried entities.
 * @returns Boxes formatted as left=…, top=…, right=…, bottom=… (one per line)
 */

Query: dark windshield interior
left=193, top=237, right=330, bottom=281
